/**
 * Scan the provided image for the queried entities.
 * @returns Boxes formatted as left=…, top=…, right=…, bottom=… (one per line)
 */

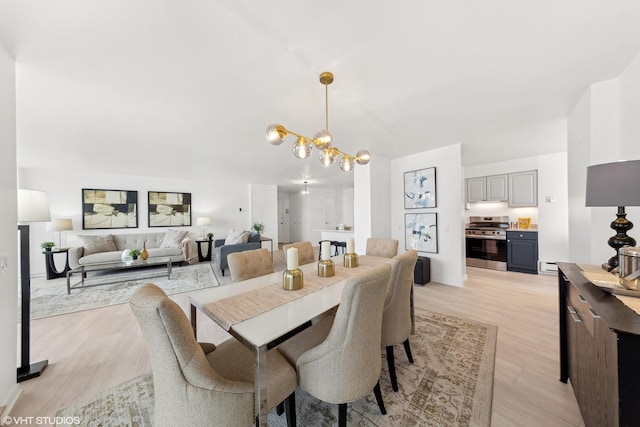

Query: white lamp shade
left=196, top=217, right=211, bottom=226
left=46, top=218, right=73, bottom=232
left=17, top=189, right=51, bottom=223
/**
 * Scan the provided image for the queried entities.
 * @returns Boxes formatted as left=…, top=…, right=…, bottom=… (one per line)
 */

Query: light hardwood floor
left=9, top=252, right=584, bottom=427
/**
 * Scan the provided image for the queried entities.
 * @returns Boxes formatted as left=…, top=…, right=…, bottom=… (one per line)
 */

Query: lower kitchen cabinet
left=506, top=230, right=538, bottom=274
left=558, top=263, right=640, bottom=427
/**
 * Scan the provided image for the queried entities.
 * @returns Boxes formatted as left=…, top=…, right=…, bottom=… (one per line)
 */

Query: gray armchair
left=214, top=231, right=261, bottom=275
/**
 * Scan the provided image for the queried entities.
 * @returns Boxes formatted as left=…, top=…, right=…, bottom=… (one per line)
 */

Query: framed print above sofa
left=148, top=191, right=192, bottom=227
left=82, top=188, right=138, bottom=229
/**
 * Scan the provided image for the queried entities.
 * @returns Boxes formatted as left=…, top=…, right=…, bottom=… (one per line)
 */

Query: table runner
left=203, top=255, right=390, bottom=331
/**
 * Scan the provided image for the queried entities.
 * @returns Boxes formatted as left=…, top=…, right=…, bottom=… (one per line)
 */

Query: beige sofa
left=68, top=230, right=197, bottom=269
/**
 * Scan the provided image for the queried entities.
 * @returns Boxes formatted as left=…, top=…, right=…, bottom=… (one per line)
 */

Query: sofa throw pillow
left=78, top=234, right=117, bottom=256
left=161, top=229, right=189, bottom=248
left=225, top=230, right=249, bottom=245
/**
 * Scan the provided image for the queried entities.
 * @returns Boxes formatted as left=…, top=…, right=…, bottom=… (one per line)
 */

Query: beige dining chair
left=278, top=262, right=392, bottom=427
left=227, top=248, right=274, bottom=283
left=366, top=238, right=399, bottom=258
left=282, top=241, right=316, bottom=265
left=130, top=283, right=297, bottom=427
left=382, top=250, right=418, bottom=392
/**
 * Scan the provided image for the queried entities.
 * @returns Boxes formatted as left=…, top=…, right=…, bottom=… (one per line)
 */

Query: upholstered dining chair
left=282, top=241, right=316, bottom=265
left=130, top=283, right=297, bottom=427
left=382, top=250, right=418, bottom=392
left=278, top=262, right=393, bottom=427
left=366, top=238, right=399, bottom=258
left=227, top=248, right=274, bottom=283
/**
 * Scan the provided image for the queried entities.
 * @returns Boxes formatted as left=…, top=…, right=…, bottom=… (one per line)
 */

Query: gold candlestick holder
left=283, top=269, right=303, bottom=290
left=344, top=253, right=358, bottom=268
left=318, top=259, right=335, bottom=277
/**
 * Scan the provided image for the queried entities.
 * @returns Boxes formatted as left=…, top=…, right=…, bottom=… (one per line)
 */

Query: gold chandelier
left=265, top=72, right=371, bottom=172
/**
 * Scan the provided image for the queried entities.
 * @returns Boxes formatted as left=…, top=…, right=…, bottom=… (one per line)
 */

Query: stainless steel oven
left=465, top=216, right=508, bottom=271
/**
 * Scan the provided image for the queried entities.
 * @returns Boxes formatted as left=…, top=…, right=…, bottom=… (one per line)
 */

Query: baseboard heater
left=539, top=261, right=558, bottom=275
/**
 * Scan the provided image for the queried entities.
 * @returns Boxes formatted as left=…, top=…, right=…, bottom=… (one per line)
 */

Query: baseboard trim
left=1, top=385, right=22, bottom=425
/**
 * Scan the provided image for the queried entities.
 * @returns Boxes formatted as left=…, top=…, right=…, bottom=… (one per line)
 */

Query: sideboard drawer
left=567, top=282, right=596, bottom=336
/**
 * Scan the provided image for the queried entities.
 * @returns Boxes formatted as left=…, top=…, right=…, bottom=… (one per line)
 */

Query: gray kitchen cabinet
left=466, top=174, right=508, bottom=203
left=508, top=170, right=537, bottom=207
left=507, top=230, right=538, bottom=274
left=466, top=177, right=486, bottom=203
left=486, top=174, right=508, bottom=201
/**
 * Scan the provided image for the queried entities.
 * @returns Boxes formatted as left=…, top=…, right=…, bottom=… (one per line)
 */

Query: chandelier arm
left=283, top=128, right=310, bottom=140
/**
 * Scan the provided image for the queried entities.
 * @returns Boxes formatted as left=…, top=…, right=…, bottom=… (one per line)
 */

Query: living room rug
left=56, top=309, right=496, bottom=426
left=28, top=263, right=219, bottom=320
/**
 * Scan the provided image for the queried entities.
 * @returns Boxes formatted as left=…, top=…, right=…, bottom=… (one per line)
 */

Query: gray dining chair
left=278, top=262, right=392, bottom=427
left=366, top=238, right=399, bottom=258
left=382, top=250, right=418, bottom=391
left=130, top=283, right=297, bottom=427
left=227, top=247, right=274, bottom=282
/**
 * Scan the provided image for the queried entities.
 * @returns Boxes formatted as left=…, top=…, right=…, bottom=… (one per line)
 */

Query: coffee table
left=66, top=257, right=173, bottom=294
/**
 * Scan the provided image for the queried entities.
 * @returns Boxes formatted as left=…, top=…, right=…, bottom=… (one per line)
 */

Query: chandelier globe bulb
left=355, top=149, right=371, bottom=165
left=292, top=137, right=312, bottom=159
left=266, top=124, right=287, bottom=146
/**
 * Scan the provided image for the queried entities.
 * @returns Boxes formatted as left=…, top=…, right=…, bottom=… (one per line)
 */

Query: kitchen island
left=314, top=229, right=355, bottom=243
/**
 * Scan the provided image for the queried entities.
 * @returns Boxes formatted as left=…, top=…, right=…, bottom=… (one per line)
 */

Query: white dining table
left=189, top=255, right=391, bottom=426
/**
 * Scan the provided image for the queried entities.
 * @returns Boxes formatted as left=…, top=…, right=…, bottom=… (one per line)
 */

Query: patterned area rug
left=56, top=309, right=496, bottom=426
left=29, top=263, right=219, bottom=319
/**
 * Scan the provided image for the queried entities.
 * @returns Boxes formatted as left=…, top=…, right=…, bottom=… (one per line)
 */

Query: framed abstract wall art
left=82, top=188, right=138, bottom=229
left=148, top=191, right=192, bottom=227
left=404, top=167, right=436, bottom=208
left=405, top=212, right=438, bottom=253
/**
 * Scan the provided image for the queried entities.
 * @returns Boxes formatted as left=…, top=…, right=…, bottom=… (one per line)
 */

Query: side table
left=260, top=236, right=274, bottom=263
left=42, top=248, right=71, bottom=280
left=196, top=239, right=213, bottom=262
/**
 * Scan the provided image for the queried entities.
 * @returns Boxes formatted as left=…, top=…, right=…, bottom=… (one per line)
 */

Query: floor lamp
left=17, top=189, right=51, bottom=382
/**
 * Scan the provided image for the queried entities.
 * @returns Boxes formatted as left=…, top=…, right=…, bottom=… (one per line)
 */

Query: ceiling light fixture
left=266, top=72, right=371, bottom=172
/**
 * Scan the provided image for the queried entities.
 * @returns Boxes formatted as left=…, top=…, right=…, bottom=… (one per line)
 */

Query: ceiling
left=3, top=1, right=640, bottom=192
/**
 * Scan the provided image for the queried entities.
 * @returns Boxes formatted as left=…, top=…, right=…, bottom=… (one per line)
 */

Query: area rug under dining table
left=56, top=308, right=497, bottom=426
left=27, top=263, right=219, bottom=319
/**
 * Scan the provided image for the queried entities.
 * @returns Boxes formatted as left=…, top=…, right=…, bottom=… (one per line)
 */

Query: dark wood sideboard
left=558, top=263, right=640, bottom=427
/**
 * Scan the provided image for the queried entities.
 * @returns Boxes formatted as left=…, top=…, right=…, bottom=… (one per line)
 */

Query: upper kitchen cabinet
left=466, top=174, right=508, bottom=203
left=508, top=170, right=537, bottom=207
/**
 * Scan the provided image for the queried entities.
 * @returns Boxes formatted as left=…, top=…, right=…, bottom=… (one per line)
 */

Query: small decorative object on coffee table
left=129, top=248, right=141, bottom=260
left=141, top=241, right=149, bottom=260
left=207, top=232, right=213, bottom=241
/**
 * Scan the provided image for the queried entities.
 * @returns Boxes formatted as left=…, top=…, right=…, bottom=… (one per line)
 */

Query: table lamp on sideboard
left=585, top=159, right=640, bottom=271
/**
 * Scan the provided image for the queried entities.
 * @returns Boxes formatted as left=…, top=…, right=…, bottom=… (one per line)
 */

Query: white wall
left=354, top=155, right=391, bottom=253
left=18, top=167, right=254, bottom=276
left=250, top=184, right=278, bottom=247
left=464, top=152, right=570, bottom=270
left=567, top=87, right=592, bottom=263
left=0, top=41, right=20, bottom=410
left=391, top=144, right=465, bottom=287
left=567, top=73, right=640, bottom=266
left=619, top=51, right=640, bottom=231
